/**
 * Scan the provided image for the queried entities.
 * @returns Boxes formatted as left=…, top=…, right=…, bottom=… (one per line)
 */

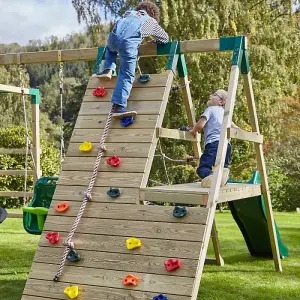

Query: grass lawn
left=0, top=210, right=299, bottom=300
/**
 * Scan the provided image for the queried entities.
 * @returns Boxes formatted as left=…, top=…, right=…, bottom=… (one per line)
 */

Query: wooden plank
left=78, top=101, right=162, bottom=115
left=39, top=232, right=202, bottom=259
left=156, top=127, right=200, bottom=142
left=75, top=115, right=158, bottom=129
left=0, top=84, right=30, bottom=94
left=34, top=247, right=198, bottom=277
left=228, top=127, right=263, bottom=143
left=53, top=185, right=139, bottom=204
left=48, top=201, right=209, bottom=225
left=243, top=72, right=282, bottom=272
left=23, top=278, right=191, bottom=300
left=66, top=142, right=152, bottom=158
left=87, top=73, right=169, bottom=89
left=0, top=191, right=33, bottom=197
left=7, top=212, right=23, bottom=218
left=70, top=129, right=154, bottom=143
left=27, top=262, right=194, bottom=296
left=58, top=171, right=143, bottom=188
left=84, top=87, right=166, bottom=101
left=31, top=103, right=41, bottom=181
left=62, top=156, right=148, bottom=173
left=43, top=215, right=206, bottom=242
left=0, top=170, right=34, bottom=176
left=0, top=148, right=26, bottom=155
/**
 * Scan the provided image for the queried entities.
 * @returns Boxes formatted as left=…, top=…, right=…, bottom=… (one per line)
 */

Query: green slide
left=228, top=171, right=289, bottom=258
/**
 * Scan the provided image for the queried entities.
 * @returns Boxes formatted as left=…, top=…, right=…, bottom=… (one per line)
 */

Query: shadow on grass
left=0, top=279, right=26, bottom=300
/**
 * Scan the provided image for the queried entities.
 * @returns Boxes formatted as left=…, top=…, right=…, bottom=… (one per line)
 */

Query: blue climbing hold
left=139, top=74, right=151, bottom=83
left=67, top=249, right=81, bottom=262
left=107, top=187, right=121, bottom=198
left=173, top=206, right=187, bottom=218
left=0, top=207, right=7, bottom=223
left=152, top=294, right=168, bottom=300
left=120, top=116, right=134, bottom=127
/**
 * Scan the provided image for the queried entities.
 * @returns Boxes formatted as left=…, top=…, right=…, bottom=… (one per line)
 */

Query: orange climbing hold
left=122, top=274, right=139, bottom=286
left=79, top=141, right=93, bottom=152
left=55, top=201, right=69, bottom=212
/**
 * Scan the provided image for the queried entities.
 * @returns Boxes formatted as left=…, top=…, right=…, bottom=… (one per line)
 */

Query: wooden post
left=211, top=220, right=224, bottom=266
left=191, top=65, right=240, bottom=300
left=243, top=72, right=282, bottom=272
left=31, top=95, right=41, bottom=182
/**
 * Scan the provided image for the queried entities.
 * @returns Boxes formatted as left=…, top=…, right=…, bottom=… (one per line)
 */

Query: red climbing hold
left=92, top=87, right=107, bottom=97
left=55, top=201, right=69, bottom=212
left=106, top=155, right=121, bottom=167
left=46, top=232, right=60, bottom=244
left=164, top=259, right=181, bottom=272
left=122, top=274, right=139, bottom=286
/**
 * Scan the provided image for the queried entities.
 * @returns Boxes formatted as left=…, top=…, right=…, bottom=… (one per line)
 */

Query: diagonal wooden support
left=243, top=72, right=282, bottom=272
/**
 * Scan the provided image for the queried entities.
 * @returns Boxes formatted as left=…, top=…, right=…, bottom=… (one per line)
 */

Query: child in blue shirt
left=190, top=89, right=237, bottom=188
left=96, top=1, right=169, bottom=119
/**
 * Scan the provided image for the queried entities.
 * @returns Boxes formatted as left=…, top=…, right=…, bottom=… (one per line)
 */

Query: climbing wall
left=21, top=73, right=211, bottom=300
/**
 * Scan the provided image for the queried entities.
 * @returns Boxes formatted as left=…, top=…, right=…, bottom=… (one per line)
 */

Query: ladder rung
left=0, top=148, right=27, bottom=155
left=0, top=170, right=34, bottom=176
left=0, top=191, right=34, bottom=197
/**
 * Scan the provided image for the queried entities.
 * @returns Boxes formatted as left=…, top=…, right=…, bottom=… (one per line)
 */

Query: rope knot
left=84, top=191, right=92, bottom=201
left=63, top=241, right=74, bottom=249
left=98, top=144, right=107, bottom=152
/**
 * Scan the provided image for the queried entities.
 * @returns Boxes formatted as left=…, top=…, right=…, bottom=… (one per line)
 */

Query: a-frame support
left=189, top=36, right=282, bottom=300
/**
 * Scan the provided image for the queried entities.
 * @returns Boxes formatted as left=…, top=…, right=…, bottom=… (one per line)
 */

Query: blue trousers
left=197, top=141, right=231, bottom=179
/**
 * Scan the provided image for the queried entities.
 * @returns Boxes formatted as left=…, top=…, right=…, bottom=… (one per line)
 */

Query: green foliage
left=0, top=126, right=60, bottom=208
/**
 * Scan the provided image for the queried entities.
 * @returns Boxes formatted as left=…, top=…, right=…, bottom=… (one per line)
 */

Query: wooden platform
left=140, top=182, right=262, bottom=205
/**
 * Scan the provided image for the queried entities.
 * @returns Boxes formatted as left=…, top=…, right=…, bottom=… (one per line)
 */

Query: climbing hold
left=64, top=286, right=79, bottom=299
left=55, top=201, right=69, bottom=212
left=153, top=294, right=168, bottom=300
left=107, top=187, right=120, bottom=198
left=173, top=206, right=187, bottom=218
left=79, top=141, right=93, bottom=152
left=67, top=249, right=81, bottom=262
left=46, top=232, right=60, bottom=244
left=120, top=116, right=134, bottom=127
left=0, top=207, right=8, bottom=223
left=126, top=237, right=142, bottom=250
left=106, top=155, right=121, bottom=167
left=92, top=86, right=107, bottom=97
left=122, top=274, right=139, bottom=286
left=138, top=74, right=151, bottom=83
left=164, top=259, right=181, bottom=272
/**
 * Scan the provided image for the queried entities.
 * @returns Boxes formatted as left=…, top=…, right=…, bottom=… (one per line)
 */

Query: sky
left=0, top=0, right=86, bottom=45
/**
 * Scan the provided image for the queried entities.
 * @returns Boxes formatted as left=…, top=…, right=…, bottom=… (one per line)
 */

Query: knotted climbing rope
left=58, top=61, right=65, bottom=174
left=53, top=104, right=115, bottom=281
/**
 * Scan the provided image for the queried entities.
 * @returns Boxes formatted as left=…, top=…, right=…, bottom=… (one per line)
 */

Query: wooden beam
left=243, top=72, right=282, bottom=272
left=0, top=170, right=34, bottom=176
left=0, top=191, right=33, bottom=197
left=7, top=212, right=23, bottom=218
left=0, top=39, right=222, bottom=66
left=0, top=148, right=26, bottom=155
left=227, top=127, right=263, bottom=143
left=156, top=127, right=200, bottom=142
left=0, top=84, right=30, bottom=94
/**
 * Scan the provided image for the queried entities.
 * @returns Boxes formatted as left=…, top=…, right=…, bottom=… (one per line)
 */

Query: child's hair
left=136, top=1, right=160, bottom=22
left=215, top=89, right=228, bottom=105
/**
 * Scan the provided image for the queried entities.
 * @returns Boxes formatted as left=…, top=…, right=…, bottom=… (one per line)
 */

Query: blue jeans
left=197, top=141, right=231, bottom=179
left=103, top=13, right=147, bottom=108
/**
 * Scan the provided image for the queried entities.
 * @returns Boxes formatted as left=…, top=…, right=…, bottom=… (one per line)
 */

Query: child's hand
left=189, top=129, right=197, bottom=137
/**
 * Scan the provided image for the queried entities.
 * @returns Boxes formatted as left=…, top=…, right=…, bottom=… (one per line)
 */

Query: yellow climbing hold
left=64, top=286, right=79, bottom=299
left=126, top=237, right=142, bottom=250
left=79, top=141, right=93, bottom=152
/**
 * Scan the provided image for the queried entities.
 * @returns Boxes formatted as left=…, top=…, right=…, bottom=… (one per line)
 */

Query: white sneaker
left=94, top=69, right=113, bottom=80
left=200, top=168, right=230, bottom=188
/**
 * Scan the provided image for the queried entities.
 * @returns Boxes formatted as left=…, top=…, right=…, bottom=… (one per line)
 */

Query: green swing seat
left=23, top=176, right=58, bottom=235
